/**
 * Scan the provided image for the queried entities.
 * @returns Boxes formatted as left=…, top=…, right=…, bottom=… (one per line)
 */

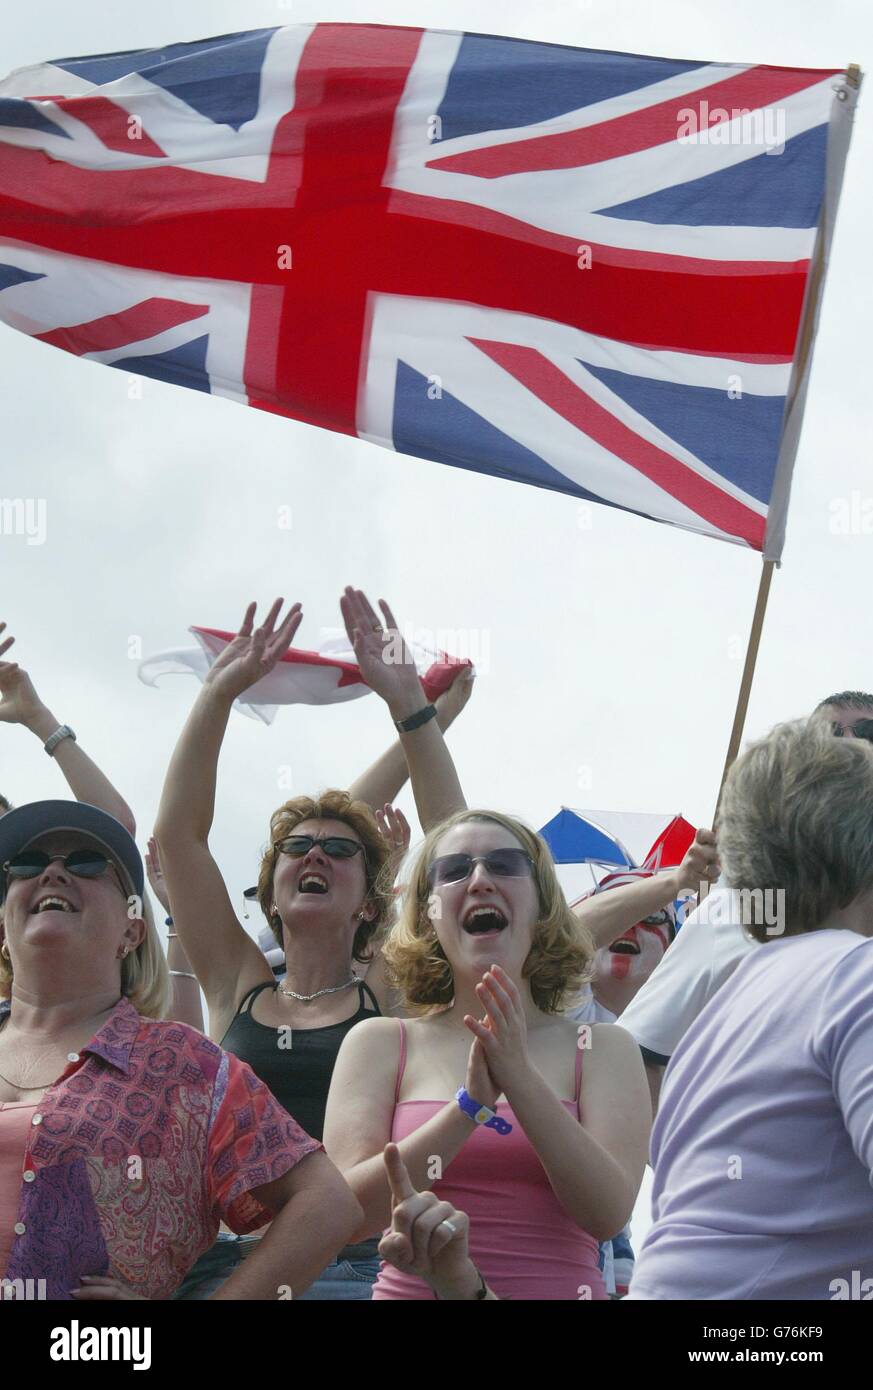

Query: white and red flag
left=138, top=625, right=472, bottom=722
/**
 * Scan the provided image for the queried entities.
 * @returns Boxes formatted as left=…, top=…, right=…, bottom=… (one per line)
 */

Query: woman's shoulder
left=338, top=1012, right=403, bottom=1059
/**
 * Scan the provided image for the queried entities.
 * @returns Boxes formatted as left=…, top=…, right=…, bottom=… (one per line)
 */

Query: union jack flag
left=0, top=25, right=857, bottom=554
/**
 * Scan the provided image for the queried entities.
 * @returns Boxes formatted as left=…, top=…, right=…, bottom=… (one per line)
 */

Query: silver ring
left=439, top=1219, right=458, bottom=1236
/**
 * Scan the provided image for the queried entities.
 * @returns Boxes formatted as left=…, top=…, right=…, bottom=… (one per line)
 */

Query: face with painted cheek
left=426, top=822, right=540, bottom=982
left=592, top=919, right=671, bottom=1015
left=2, top=832, right=137, bottom=966
left=271, top=818, right=375, bottom=939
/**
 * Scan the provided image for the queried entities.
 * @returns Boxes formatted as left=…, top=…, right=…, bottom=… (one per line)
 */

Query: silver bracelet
left=169, top=970, right=197, bottom=980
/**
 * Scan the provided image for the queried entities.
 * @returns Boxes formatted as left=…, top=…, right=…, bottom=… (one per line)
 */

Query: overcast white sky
left=1, top=0, right=871, bottom=928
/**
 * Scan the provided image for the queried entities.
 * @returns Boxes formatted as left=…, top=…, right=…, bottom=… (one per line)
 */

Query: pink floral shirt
left=0, top=997, right=321, bottom=1299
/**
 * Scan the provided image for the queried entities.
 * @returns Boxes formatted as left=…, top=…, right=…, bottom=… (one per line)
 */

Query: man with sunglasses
left=619, top=691, right=873, bottom=1114
left=0, top=799, right=362, bottom=1300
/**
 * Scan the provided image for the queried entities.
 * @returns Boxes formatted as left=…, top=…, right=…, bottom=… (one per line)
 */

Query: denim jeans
left=173, top=1234, right=379, bottom=1301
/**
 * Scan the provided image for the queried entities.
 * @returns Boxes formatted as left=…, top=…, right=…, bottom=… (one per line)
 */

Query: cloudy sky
left=1, top=0, right=870, bottom=920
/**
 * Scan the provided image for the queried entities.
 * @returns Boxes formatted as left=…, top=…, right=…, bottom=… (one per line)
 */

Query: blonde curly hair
left=384, top=808, right=594, bottom=1012
left=256, top=789, right=394, bottom=963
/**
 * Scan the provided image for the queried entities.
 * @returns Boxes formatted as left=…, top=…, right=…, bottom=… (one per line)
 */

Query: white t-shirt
left=616, top=884, right=756, bottom=1060
left=566, top=987, right=617, bottom=1025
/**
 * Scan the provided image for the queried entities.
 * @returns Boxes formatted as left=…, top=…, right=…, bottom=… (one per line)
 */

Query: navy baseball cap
left=0, top=801, right=144, bottom=904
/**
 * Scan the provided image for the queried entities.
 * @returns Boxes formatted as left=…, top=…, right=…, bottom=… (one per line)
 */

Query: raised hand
left=378, top=1143, right=478, bottom=1297
left=339, top=587, right=424, bottom=719
left=435, top=666, right=475, bottom=727
left=463, top=965, right=533, bottom=1099
left=0, top=628, right=47, bottom=729
left=374, top=803, right=411, bottom=880
left=145, top=836, right=170, bottom=914
left=676, top=827, right=720, bottom=892
left=202, top=599, right=302, bottom=704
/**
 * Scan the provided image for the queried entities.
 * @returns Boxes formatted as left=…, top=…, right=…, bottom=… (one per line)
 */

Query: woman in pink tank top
left=324, top=806, right=650, bottom=1301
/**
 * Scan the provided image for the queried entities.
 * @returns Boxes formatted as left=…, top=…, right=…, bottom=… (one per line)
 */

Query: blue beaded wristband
left=455, top=1087, right=512, bottom=1135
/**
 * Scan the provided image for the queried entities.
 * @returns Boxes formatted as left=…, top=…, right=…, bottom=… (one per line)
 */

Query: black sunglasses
left=427, top=848, right=534, bottom=889
left=1, top=849, right=124, bottom=897
left=276, top=835, right=366, bottom=861
left=832, top=719, right=873, bottom=743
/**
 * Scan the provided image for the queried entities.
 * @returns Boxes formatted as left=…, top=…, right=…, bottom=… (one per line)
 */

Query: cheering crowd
left=1, top=592, right=872, bottom=1301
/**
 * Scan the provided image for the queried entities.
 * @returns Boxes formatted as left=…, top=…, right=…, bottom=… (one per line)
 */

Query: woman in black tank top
left=220, top=978, right=382, bottom=1142
left=156, top=595, right=472, bottom=1298
left=155, top=600, right=406, bottom=1300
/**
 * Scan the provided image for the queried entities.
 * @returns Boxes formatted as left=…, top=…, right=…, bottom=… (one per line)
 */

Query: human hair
left=0, top=885, right=170, bottom=1018
left=0, top=795, right=11, bottom=815
left=256, top=790, right=393, bottom=962
left=815, top=690, right=873, bottom=713
left=125, top=893, right=170, bottom=1018
left=718, top=718, right=873, bottom=942
left=384, top=808, right=594, bottom=1012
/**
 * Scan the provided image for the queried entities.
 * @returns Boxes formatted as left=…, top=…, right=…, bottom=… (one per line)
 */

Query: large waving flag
left=0, top=25, right=858, bottom=555
left=138, top=625, right=472, bottom=723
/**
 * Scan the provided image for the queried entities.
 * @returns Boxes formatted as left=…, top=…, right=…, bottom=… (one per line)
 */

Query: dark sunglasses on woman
left=1, top=848, right=125, bottom=900
left=427, top=848, right=534, bottom=890
left=277, top=835, right=366, bottom=860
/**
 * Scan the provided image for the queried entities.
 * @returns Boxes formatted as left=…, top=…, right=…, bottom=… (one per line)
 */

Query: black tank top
left=219, top=979, right=381, bottom=1142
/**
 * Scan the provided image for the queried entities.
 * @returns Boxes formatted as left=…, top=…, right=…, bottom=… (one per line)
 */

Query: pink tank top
left=371, top=1021, right=607, bottom=1301
left=0, top=1102, right=38, bottom=1276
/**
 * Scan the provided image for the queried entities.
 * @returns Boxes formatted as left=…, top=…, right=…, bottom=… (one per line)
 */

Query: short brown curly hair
left=383, top=808, right=594, bottom=1012
left=256, top=789, right=393, bottom=963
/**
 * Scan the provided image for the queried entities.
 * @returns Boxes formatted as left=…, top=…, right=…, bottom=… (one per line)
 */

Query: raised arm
left=145, top=836, right=204, bottom=1032
left=154, top=599, right=302, bottom=1030
left=340, top=588, right=466, bottom=832
left=0, top=623, right=136, bottom=834
left=573, top=829, right=720, bottom=950
left=348, top=668, right=475, bottom=811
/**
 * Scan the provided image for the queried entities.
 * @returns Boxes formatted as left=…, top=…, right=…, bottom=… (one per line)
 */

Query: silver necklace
left=277, top=976, right=358, bottom=1003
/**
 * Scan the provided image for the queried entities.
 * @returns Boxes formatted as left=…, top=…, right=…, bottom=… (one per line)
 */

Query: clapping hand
left=463, top=965, right=533, bottom=1098
left=203, top=599, right=303, bottom=704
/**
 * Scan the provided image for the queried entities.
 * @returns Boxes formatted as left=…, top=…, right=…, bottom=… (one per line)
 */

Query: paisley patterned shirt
left=0, top=997, right=321, bottom=1299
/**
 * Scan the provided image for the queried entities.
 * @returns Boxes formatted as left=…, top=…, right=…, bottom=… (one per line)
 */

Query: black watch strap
left=394, top=703, right=437, bottom=734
